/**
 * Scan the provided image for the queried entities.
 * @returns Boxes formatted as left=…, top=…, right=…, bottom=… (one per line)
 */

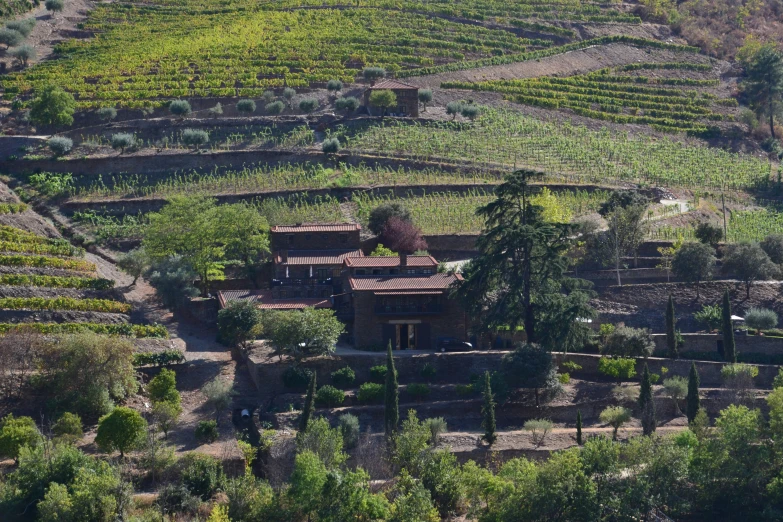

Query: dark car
left=436, top=337, right=474, bottom=352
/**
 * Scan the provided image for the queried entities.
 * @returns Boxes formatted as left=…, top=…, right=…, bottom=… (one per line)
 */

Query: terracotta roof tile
left=349, top=273, right=461, bottom=292
left=217, top=289, right=331, bottom=310
left=270, top=223, right=361, bottom=233
left=369, top=79, right=419, bottom=90
left=276, top=249, right=363, bottom=265
left=344, top=255, right=437, bottom=268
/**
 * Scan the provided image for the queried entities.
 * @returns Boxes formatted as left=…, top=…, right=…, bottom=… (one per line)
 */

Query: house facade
left=363, top=79, right=419, bottom=117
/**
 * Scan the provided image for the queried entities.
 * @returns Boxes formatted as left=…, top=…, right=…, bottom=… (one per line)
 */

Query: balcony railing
left=272, top=278, right=336, bottom=287
left=374, top=304, right=442, bottom=315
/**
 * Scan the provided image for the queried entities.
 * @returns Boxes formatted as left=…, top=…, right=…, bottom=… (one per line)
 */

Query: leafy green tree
left=761, top=234, right=783, bottom=265
left=722, top=289, right=736, bottom=362
left=111, top=132, right=136, bottom=154
left=362, top=67, right=386, bottom=82
left=265, top=100, right=285, bottom=114
left=371, top=243, right=396, bottom=256
left=687, top=362, right=701, bottom=423
left=0, top=414, right=40, bottom=462
left=389, top=470, right=440, bottom=522
left=596, top=190, right=650, bottom=282
left=335, top=96, right=359, bottom=112
left=300, top=372, right=316, bottom=433
left=168, top=99, right=191, bottom=117
left=45, top=0, right=64, bottom=12
left=576, top=410, right=583, bottom=445
left=600, top=406, right=631, bottom=441
left=368, top=202, right=412, bottom=235
left=672, top=242, right=716, bottom=297
left=146, top=255, right=199, bottom=309
left=152, top=400, right=181, bottom=439
left=236, top=99, right=256, bottom=113
left=29, top=85, right=76, bottom=127
left=202, top=376, right=234, bottom=425
left=181, top=452, right=225, bottom=499
left=282, top=87, right=296, bottom=108
left=147, top=368, right=180, bottom=405
left=602, top=325, right=655, bottom=358
left=289, top=450, right=328, bottom=520
left=393, top=410, right=431, bottom=474
left=639, top=364, right=656, bottom=435
left=0, top=28, right=22, bottom=49
left=419, top=448, right=464, bottom=517
left=456, top=170, right=579, bottom=342
left=267, top=307, right=344, bottom=360
left=322, top=137, right=340, bottom=154
left=52, top=412, right=83, bottom=444
left=117, top=247, right=148, bottom=284
left=722, top=242, right=778, bottom=298
left=37, top=482, right=72, bottom=522
left=666, top=294, right=678, bottom=358
left=502, top=343, right=560, bottom=406
left=744, top=44, right=783, bottom=137
left=95, top=407, right=146, bottom=457
left=317, top=468, right=390, bottom=522
left=481, top=370, right=496, bottom=445
left=694, top=303, right=722, bottom=332
left=418, top=89, right=433, bottom=111
left=369, top=89, right=397, bottom=118
left=745, top=307, right=778, bottom=333
left=530, top=449, right=598, bottom=521
left=217, top=300, right=262, bottom=349
left=295, top=417, right=346, bottom=469
left=663, top=376, right=688, bottom=415
left=695, top=222, right=724, bottom=246
left=143, top=196, right=269, bottom=295
left=446, top=101, right=463, bottom=120
left=299, top=98, right=318, bottom=112
left=385, top=341, right=400, bottom=438
left=10, top=44, right=35, bottom=67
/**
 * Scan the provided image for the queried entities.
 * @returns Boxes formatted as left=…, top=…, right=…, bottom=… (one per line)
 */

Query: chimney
left=399, top=252, right=407, bottom=267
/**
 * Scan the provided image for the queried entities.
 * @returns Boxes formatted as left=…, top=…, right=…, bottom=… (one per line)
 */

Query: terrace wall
left=652, top=332, right=783, bottom=355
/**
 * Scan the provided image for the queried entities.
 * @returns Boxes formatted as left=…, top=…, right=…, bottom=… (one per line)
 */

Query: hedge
left=0, top=297, right=130, bottom=313
left=0, top=322, right=168, bottom=338
left=0, top=274, right=113, bottom=289
left=0, top=254, right=95, bottom=271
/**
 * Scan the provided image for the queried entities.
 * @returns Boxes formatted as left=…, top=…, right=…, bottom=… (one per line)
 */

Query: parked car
left=436, top=337, right=473, bottom=352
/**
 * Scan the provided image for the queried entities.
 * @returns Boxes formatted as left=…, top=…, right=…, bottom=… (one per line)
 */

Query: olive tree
left=745, top=307, right=778, bottom=334
left=761, top=234, right=783, bottom=265
left=267, top=307, right=344, bottom=361
left=0, top=28, right=22, bottom=50
left=672, top=242, right=716, bottom=297
left=369, top=89, right=396, bottom=118
left=47, top=136, right=73, bottom=156
left=418, top=89, right=433, bottom=111
left=29, top=84, right=75, bottom=126
left=335, top=96, right=359, bottom=112
left=602, top=326, right=655, bottom=358
left=181, top=128, right=209, bottom=150
left=111, top=133, right=136, bottom=153
left=10, top=44, right=35, bottom=67
left=722, top=242, right=778, bottom=298
left=236, top=99, right=256, bottom=113
left=169, top=99, right=191, bottom=118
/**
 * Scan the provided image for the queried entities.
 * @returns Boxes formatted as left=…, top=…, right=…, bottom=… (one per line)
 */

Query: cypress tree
left=576, top=410, right=583, bottom=445
left=299, top=372, right=316, bottom=433
left=384, top=341, right=399, bottom=438
left=482, top=371, right=497, bottom=445
left=687, top=361, right=701, bottom=423
left=639, top=363, right=656, bottom=436
left=666, top=294, right=678, bottom=359
left=722, top=289, right=736, bottom=363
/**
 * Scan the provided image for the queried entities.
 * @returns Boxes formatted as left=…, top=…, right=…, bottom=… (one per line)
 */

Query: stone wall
left=270, top=229, right=361, bottom=252
left=652, top=332, right=783, bottom=355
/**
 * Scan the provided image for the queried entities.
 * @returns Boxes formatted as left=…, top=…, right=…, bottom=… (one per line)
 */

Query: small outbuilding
left=364, top=79, right=420, bottom=117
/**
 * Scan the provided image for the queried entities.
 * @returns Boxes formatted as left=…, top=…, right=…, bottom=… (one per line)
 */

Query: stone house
left=364, top=79, right=419, bottom=117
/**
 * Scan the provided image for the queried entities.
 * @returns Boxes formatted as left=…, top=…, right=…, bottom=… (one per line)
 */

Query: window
left=287, top=234, right=294, bottom=244
left=389, top=269, right=399, bottom=275
left=422, top=269, right=433, bottom=274
left=355, top=269, right=366, bottom=275
left=339, top=234, right=348, bottom=243
left=317, top=268, right=328, bottom=279
left=332, top=269, right=341, bottom=277
left=372, top=269, right=382, bottom=275
left=406, top=269, right=417, bottom=275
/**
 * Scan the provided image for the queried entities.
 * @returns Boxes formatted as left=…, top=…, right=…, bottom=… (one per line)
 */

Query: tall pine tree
left=722, top=289, right=736, bottom=363
left=687, top=361, right=701, bottom=423
left=639, top=363, right=656, bottom=436
left=482, top=371, right=497, bottom=445
left=576, top=410, right=583, bottom=445
left=666, top=294, right=678, bottom=358
left=299, top=372, right=316, bottom=433
left=384, top=341, right=399, bottom=438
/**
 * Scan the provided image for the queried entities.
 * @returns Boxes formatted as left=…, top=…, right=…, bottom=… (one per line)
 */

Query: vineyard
left=0, top=0, right=672, bottom=107
left=344, top=109, right=773, bottom=190
left=652, top=208, right=783, bottom=243
left=0, top=322, right=168, bottom=338
left=442, top=63, right=735, bottom=135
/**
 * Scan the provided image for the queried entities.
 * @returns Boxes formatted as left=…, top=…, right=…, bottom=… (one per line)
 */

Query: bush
left=52, top=412, right=82, bottom=443
left=331, top=366, right=355, bottom=388
left=45, top=0, right=64, bottom=11
left=598, top=357, right=637, bottom=381
left=180, top=453, right=224, bottom=500
left=169, top=100, right=191, bottom=117
left=208, top=102, right=223, bottom=117
left=147, top=368, right=180, bottom=405
left=236, top=99, right=256, bottom=113
left=602, top=326, right=655, bottom=358
left=421, top=362, right=437, bottom=381
left=357, top=382, right=384, bottom=404
left=299, top=98, right=318, bottom=112
left=418, top=89, right=433, bottom=110
left=30, top=85, right=75, bottom=126
left=694, top=222, right=723, bottom=245
left=282, top=366, right=312, bottom=389
left=694, top=304, right=722, bottom=332
left=761, top=234, right=783, bottom=265
left=156, top=483, right=202, bottom=516
left=262, top=90, right=275, bottom=102
left=9, top=43, right=34, bottom=67
left=0, top=28, right=22, bottom=49
left=337, top=413, right=360, bottom=449
left=745, top=307, right=778, bottom=333
left=47, top=136, right=72, bottom=156
left=327, top=79, right=343, bottom=92
left=460, top=104, right=480, bottom=119
left=0, top=414, right=40, bottom=461
left=322, top=137, right=340, bottom=154
left=369, top=365, right=388, bottom=383
left=425, top=417, right=447, bottom=444
left=194, top=420, right=219, bottom=444
left=600, top=406, right=631, bottom=440
left=282, top=87, right=296, bottom=103
left=446, top=101, right=464, bottom=119
left=111, top=133, right=135, bottom=153
left=265, top=100, right=285, bottom=114
left=95, top=407, right=146, bottom=457
left=561, top=360, right=583, bottom=373
left=558, top=373, right=571, bottom=384
left=97, top=107, right=117, bottom=121
left=6, top=19, right=35, bottom=37
left=315, top=385, right=345, bottom=407
left=335, top=96, right=360, bottom=111
left=217, top=300, right=261, bottom=348
left=181, top=128, right=209, bottom=149
left=362, top=67, right=386, bottom=81
left=524, top=419, right=553, bottom=447
left=147, top=255, right=199, bottom=310
left=407, top=383, right=431, bottom=400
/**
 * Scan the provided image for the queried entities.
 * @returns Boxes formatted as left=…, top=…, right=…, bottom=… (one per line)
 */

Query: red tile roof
left=344, top=255, right=437, bottom=268
left=369, top=79, right=419, bottom=90
left=349, top=273, right=462, bottom=292
left=270, top=223, right=361, bottom=233
left=217, top=290, right=331, bottom=310
left=276, top=249, right=363, bottom=265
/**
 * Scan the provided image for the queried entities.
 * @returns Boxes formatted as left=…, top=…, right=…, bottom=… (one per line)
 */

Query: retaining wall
left=653, top=332, right=783, bottom=356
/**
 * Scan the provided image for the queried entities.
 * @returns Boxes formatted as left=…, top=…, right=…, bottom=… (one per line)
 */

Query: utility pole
left=721, top=190, right=727, bottom=242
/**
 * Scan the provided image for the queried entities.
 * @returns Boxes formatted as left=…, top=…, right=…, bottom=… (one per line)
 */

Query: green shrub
left=338, top=413, right=360, bottom=449
left=111, top=133, right=136, bottom=153
left=180, top=453, right=224, bottom=500
left=331, top=366, right=355, bottom=389
left=169, top=99, right=191, bottom=117
left=327, top=79, right=343, bottom=92
left=52, top=412, right=82, bottom=443
left=147, top=368, right=180, bottom=404
left=561, top=360, right=583, bottom=373
left=421, top=363, right=437, bottom=381
left=335, top=96, right=359, bottom=111
left=45, top=0, right=64, bottom=11
left=460, top=104, right=480, bottom=119
left=236, top=99, right=256, bottom=113
left=694, top=304, right=722, bottom=332
left=265, top=100, right=285, bottom=114
left=369, top=365, right=388, bottom=383
left=558, top=373, right=571, bottom=384
left=181, top=128, right=209, bottom=149
left=455, top=384, right=474, bottom=396
left=194, top=420, right=219, bottom=444
left=315, top=385, right=345, bottom=408
left=357, top=382, right=384, bottom=404
left=650, top=373, right=661, bottom=384
left=132, top=350, right=185, bottom=366
left=407, top=383, right=431, bottom=400
left=282, top=366, right=312, bottom=389
left=0, top=414, right=40, bottom=461
left=362, top=67, right=386, bottom=81
left=47, top=137, right=72, bottom=156
left=5, top=19, right=34, bottom=37
left=425, top=417, right=447, bottom=444
left=322, top=137, right=340, bottom=154
left=598, top=357, right=637, bottom=381
left=299, top=98, right=318, bottom=112
left=97, top=107, right=117, bottom=121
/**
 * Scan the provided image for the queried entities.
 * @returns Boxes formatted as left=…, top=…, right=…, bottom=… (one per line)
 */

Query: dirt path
left=0, top=0, right=95, bottom=71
